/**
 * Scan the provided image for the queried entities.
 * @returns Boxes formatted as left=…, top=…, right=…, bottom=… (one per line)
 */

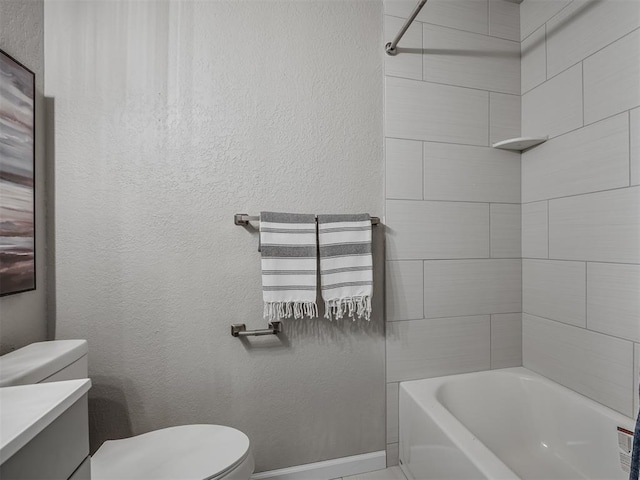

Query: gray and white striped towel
left=317, top=214, right=373, bottom=320
left=260, top=212, right=319, bottom=322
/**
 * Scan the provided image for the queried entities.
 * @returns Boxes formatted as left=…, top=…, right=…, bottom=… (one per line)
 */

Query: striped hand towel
left=317, top=214, right=373, bottom=320
left=260, top=212, right=319, bottom=322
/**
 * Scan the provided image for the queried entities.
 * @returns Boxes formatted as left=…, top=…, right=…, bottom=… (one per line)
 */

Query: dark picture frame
left=0, top=49, right=36, bottom=296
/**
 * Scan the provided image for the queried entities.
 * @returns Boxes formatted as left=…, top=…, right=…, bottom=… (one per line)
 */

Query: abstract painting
left=0, top=49, right=35, bottom=296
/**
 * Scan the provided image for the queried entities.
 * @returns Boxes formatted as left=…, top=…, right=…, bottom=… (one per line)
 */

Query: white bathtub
left=399, top=368, right=636, bottom=480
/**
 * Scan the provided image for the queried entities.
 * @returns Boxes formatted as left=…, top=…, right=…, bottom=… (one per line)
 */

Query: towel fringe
left=324, top=296, right=371, bottom=321
left=264, top=301, right=318, bottom=322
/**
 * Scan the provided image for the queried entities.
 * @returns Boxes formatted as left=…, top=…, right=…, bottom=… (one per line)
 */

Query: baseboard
left=251, top=450, right=387, bottom=480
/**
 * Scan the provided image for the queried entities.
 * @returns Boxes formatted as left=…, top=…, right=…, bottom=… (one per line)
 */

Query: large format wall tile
left=386, top=382, right=399, bottom=444
left=386, top=76, right=489, bottom=146
left=633, top=108, right=640, bottom=186
left=521, top=63, right=583, bottom=139
left=587, top=263, right=640, bottom=343
left=385, top=0, right=489, bottom=35
left=523, top=259, right=586, bottom=327
left=523, top=314, right=635, bottom=417
left=520, top=0, right=571, bottom=41
left=386, top=316, right=491, bottom=382
left=635, top=344, right=639, bottom=418
left=490, top=204, right=521, bottom=258
left=521, top=201, right=548, bottom=259
left=423, top=24, right=520, bottom=95
left=385, top=15, right=423, bottom=81
left=491, top=313, right=522, bottom=369
left=549, top=187, right=640, bottom=263
left=386, top=200, right=490, bottom=260
left=489, top=0, right=520, bottom=41
left=424, top=259, right=522, bottom=318
left=522, top=113, right=630, bottom=202
left=546, top=0, right=640, bottom=78
left=584, top=29, right=640, bottom=125
left=386, top=260, right=423, bottom=322
left=423, top=143, right=520, bottom=203
left=386, top=138, right=423, bottom=200
left=489, top=93, right=521, bottom=145
left=521, top=24, right=546, bottom=94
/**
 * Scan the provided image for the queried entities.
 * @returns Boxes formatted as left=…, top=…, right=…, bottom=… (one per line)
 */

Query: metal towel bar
left=234, top=214, right=380, bottom=226
left=231, top=321, right=282, bottom=337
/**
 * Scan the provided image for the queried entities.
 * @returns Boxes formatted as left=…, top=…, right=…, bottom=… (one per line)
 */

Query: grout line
left=546, top=200, right=550, bottom=259
left=524, top=183, right=639, bottom=205
left=489, top=203, right=492, bottom=257
left=386, top=197, right=519, bottom=205
left=385, top=108, right=627, bottom=151
left=385, top=11, right=520, bottom=43
left=488, top=92, right=492, bottom=151
left=523, top=312, right=637, bottom=345
left=386, top=73, right=519, bottom=96
left=489, top=313, right=493, bottom=369
left=522, top=257, right=640, bottom=266
left=544, top=23, right=548, bottom=81
left=581, top=61, right=585, bottom=127
left=584, top=261, right=588, bottom=328
left=388, top=312, right=523, bottom=323
left=421, top=260, right=425, bottom=320
left=630, top=110, right=632, bottom=187
left=421, top=141, right=425, bottom=201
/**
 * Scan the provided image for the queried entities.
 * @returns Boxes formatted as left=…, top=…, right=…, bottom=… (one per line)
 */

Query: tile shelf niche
left=492, top=136, right=548, bottom=152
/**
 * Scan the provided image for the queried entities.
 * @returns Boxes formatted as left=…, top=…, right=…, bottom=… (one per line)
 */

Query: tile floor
left=339, top=466, right=407, bottom=480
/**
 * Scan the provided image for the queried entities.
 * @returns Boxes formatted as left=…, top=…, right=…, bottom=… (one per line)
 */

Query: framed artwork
left=0, top=49, right=36, bottom=296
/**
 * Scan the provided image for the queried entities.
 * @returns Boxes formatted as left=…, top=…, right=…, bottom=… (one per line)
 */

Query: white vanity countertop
left=0, top=378, right=91, bottom=464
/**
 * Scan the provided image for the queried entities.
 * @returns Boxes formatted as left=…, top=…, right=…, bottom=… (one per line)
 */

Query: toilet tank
left=0, top=340, right=88, bottom=387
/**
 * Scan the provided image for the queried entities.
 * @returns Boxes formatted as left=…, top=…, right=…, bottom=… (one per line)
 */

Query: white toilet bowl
left=0, top=340, right=255, bottom=480
left=91, top=424, right=254, bottom=480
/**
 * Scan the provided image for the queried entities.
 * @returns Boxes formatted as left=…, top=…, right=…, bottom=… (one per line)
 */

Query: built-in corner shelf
left=492, top=136, right=548, bottom=152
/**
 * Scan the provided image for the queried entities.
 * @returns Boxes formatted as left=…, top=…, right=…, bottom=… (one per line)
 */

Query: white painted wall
left=382, top=0, right=522, bottom=465
left=0, top=0, right=47, bottom=354
left=45, top=1, right=384, bottom=472
left=520, top=0, right=640, bottom=420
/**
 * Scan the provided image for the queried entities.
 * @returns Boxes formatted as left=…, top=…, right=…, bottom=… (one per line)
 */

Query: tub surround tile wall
left=632, top=108, right=639, bottom=186
left=583, top=29, right=640, bottom=125
left=489, top=93, right=521, bottom=144
left=519, top=0, right=571, bottom=41
left=521, top=0, right=640, bottom=419
left=491, top=313, right=523, bottom=369
left=521, top=201, right=548, bottom=259
left=545, top=0, right=640, bottom=79
left=635, top=344, right=639, bottom=417
left=384, top=0, right=521, bottom=465
left=386, top=316, right=491, bottom=383
left=523, top=314, right=634, bottom=418
left=521, top=113, right=630, bottom=203
left=521, top=63, right=583, bottom=139
left=520, top=25, right=545, bottom=94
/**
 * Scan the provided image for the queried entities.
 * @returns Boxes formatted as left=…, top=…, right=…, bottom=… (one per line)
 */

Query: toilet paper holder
left=231, top=321, right=282, bottom=337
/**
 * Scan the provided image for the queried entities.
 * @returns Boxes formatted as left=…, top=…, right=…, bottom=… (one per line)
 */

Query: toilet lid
left=91, top=425, right=251, bottom=480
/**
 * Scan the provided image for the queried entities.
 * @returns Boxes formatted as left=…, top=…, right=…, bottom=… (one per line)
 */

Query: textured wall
left=382, top=0, right=522, bottom=465
left=0, top=0, right=47, bottom=354
left=45, top=1, right=385, bottom=472
left=520, top=0, right=640, bottom=420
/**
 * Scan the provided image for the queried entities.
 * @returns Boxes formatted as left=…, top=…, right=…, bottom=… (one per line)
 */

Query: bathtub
left=399, top=368, right=636, bottom=480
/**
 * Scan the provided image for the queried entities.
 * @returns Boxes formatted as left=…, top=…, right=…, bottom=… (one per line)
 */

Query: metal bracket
left=231, top=321, right=282, bottom=337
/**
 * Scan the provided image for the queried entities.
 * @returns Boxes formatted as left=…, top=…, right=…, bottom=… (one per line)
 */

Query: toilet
left=0, top=340, right=255, bottom=480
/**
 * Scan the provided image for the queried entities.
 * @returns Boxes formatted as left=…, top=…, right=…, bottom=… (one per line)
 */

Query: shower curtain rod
left=385, top=0, right=428, bottom=56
